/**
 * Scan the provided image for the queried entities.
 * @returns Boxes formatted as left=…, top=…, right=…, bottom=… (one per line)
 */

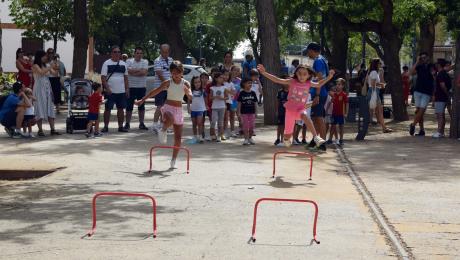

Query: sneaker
left=339, top=139, right=344, bottom=146
left=308, top=139, right=316, bottom=148
left=248, top=138, right=256, bottom=145
left=243, top=139, right=250, bottom=145
left=326, top=140, right=333, bottom=145
left=205, top=136, right=212, bottom=141
left=118, top=127, right=128, bottom=133
left=313, top=136, right=326, bottom=147
left=123, top=123, right=130, bottom=130
left=292, top=139, right=300, bottom=145
left=4, top=127, right=13, bottom=138
left=101, top=127, right=109, bottom=133
left=319, top=144, right=327, bottom=152
left=274, top=139, right=281, bottom=146
left=216, top=136, right=221, bottom=142
left=94, top=132, right=103, bottom=137
left=415, top=130, right=425, bottom=136
left=221, top=135, right=227, bottom=141
left=198, top=136, right=204, bottom=143
left=158, top=129, right=167, bottom=144
left=432, top=132, right=442, bottom=138
left=151, top=123, right=160, bottom=133
left=409, top=123, right=415, bottom=136
left=170, top=159, right=176, bottom=169
left=50, top=130, right=61, bottom=135
left=334, top=139, right=340, bottom=145
left=139, top=123, right=148, bottom=130
left=28, top=133, right=36, bottom=138
left=231, top=132, right=238, bottom=138
left=283, top=139, right=292, bottom=148
left=301, top=139, right=307, bottom=144
left=85, top=132, right=93, bottom=138
left=12, top=130, right=26, bottom=139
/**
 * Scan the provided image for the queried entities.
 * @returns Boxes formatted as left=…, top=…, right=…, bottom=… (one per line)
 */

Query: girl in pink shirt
left=258, top=64, right=335, bottom=147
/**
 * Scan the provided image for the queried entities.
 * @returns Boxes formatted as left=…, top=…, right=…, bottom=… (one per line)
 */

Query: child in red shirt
left=86, top=83, right=104, bottom=138
left=330, top=78, right=348, bottom=145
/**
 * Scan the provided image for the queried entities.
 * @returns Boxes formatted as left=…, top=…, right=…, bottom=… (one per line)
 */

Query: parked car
left=146, top=64, right=208, bottom=93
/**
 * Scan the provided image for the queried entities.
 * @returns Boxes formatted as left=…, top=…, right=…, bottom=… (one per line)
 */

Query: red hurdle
left=87, top=192, right=157, bottom=238
left=250, top=198, right=320, bottom=244
left=273, top=151, right=314, bottom=180
left=149, top=145, right=190, bottom=174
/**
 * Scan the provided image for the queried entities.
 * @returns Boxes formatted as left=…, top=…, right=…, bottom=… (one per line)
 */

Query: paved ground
left=0, top=104, right=395, bottom=259
left=342, top=104, right=460, bottom=260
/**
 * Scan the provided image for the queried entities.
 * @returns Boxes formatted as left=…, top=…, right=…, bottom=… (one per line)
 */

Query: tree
left=72, top=0, right=88, bottom=79
left=255, top=0, right=281, bottom=125
left=9, top=0, right=73, bottom=52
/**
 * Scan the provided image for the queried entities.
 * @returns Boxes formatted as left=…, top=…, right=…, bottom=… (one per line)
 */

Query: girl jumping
left=257, top=64, right=335, bottom=147
left=135, top=61, right=192, bottom=168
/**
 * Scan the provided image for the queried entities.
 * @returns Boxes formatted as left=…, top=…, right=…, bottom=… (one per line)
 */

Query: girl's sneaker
left=432, top=132, right=443, bottom=138
left=28, top=133, right=36, bottom=138
left=313, top=136, right=326, bottom=147
left=243, top=139, right=250, bottom=145
left=334, top=139, right=340, bottom=145
left=274, top=139, right=281, bottom=146
left=94, top=132, right=103, bottom=137
left=198, top=136, right=204, bottom=143
left=231, top=131, right=238, bottom=138
left=248, top=138, right=256, bottom=145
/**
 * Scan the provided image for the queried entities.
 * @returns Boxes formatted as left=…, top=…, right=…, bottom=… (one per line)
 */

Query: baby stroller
left=65, top=79, right=92, bottom=134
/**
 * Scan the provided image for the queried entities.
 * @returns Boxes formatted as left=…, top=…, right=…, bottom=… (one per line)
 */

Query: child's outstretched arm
left=135, top=81, right=169, bottom=106
left=257, top=64, right=290, bottom=86
left=311, top=69, right=335, bottom=89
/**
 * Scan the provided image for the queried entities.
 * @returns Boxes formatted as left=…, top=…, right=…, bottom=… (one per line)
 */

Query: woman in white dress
left=32, top=50, right=61, bottom=136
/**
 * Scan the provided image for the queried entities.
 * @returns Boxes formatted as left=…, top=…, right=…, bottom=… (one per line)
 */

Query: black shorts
left=127, top=88, right=146, bottom=111
left=87, top=112, right=99, bottom=121
left=49, top=77, right=62, bottom=105
left=277, top=112, right=285, bottom=125
left=0, top=110, right=17, bottom=128
left=310, top=95, right=327, bottom=118
left=105, top=93, right=127, bottom=110
left=154, top=90, right=167, bottom=106
left=23, top=115, right=35, bottom=126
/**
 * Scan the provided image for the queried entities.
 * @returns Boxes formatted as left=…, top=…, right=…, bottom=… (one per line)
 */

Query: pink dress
left=284, top=80, right=311, bottom=135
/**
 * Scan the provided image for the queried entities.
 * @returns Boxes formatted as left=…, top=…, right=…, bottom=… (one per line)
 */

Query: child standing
left=231, top=65, right=242, bottom=135
left=223, top=70, right=236, bottom=139
left=86, top=83, right=104, bottom=138
left=258, top=64, right=335, bottom=147
left=209, top=72, right=229, bottom=142
left=237, top=79, right=258, bottom=145
left=22, top=88, right=37, bottom=137
left=330, top=78, right=348, bottom=145
left=325, top=86, right=335, bottom=144
left=187, top=76, right=207, bottom=143
left=274, top=83, right=289, bottom=145
left=249, top=69, right=263, bottom=106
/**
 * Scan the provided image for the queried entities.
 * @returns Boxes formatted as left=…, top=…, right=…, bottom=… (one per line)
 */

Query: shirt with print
left=277, top=89, right=289, bottom=115
left=153, top=56, right=173, bottom=88
left=190, top=90, right=207, bottom=112
left=238, top=90, right=258, bottom=114
left=310, top=55, right=329, bottom=97
left=127, top=58, right=149, bottom=89
left=332, top=91, right=348, bottom=116
left=101, top=59, right=128, bottom=94
left=414, top=64, right=435, bottom=95
left=211, top=85, right=227, bottom=109
left=88, top=92, right=103, bottom=114
left=434, top=70, right=452, bottom=102
left=0, top=94, right=20, bottom=121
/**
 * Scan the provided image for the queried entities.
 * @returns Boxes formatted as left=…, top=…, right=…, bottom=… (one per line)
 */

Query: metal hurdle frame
left=86, top=192, right=157, bottom=238
left=149, top=145, right=190, bottom=174
left=249, top=198, right=320, bottom=244
left=273, top=151, right=314, bottom=180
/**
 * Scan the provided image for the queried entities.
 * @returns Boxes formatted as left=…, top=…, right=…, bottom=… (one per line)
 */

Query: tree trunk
left=71, top=0, right=89, bottom=79
left=417, top=17, right=436, bottom=58
left=328, top=13, right=349, bottom=78
left=450, top=36, right=460, bottom=138
left=154, top=15, right=186, bottom=61
left=255, top=0, right=281, bottom=125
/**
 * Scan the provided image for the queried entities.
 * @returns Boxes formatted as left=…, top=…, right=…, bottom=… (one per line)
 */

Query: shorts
left=310, top=95, right=327, bottom=118
left=191, top=111, right=205, bottom=118
left=1, top=110, right=17, bottom=128
left=226, top=103, right=232, bottom=111
left=277, top=113, right=285, bottom=126
left=154, top=90, right=167, bottom=106
left=23, top=115, right=36, bottom=126
left=105, top=93, right=127, bottom=110
left=161, top=104, right=183, bottom=125
left=414, top=91, right=431, bottom=109
left=241, top=113, right=255, bottom=132
left=434, top=102, right=447, bottom=114
left=331, top=115, right=345, bottom=125
left=127, top=88, right=146, bottom=111
left=231, top=101, right=238, bottom=111
left=325, top=114, right=332, bottom=124
left=87, top=112, right=99, bottom=121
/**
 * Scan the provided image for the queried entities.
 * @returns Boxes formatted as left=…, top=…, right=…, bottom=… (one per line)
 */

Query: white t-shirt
left=126, top=58, right=148, bottom=88
left=25, top=100, right=34, bottom=116
left=101, top=59, right=128, bottom=94
left=211, top=85, right=226, bottom=109
left=251, top=82, right=261, bottom=98
left=190, top=90, right=206, bottom=112
left=224, top=82, right=235, bottom=104
left=368, top=70, right=380, bottom=88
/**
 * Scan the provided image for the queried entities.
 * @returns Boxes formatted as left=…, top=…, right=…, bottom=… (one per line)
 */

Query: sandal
left=37, top=130, right=45, bottom=137
left=383, top=128, right=393, bottom=133
left=50, top=130, right=62, bottom=135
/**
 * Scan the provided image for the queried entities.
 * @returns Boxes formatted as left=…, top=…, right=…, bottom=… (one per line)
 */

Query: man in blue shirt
left=242, top=49, right=257, bottom=79
left=0, top=82, right=31, bottom=138
left=304, top=42, right=329, bottom=151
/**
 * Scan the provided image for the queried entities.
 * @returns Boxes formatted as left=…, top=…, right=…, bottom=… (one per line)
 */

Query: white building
left=0, top=0, right=76, bottom=73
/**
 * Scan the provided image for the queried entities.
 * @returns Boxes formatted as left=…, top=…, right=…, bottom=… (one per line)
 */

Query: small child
left=223, top=70, right=236, bottom=139
left=85, top=83, right=103, bottom=138
left=210, top=72, right=229, bottom=142
left=330, top=78, right=348, bottom=145
left=237, top=78, right=258, bottom=145
left=73, top=86, right=88, bottom=109
left=274, top=83, right=289, bottom=145
left=22, top=88, right=36, bottom=138
left=249, top=69, right=263, bottom=106
left=325, top=86, right=335, bottom=144
left=187, top=76, right=207, bottom=143
left=231, top=65, right=242, bottom=136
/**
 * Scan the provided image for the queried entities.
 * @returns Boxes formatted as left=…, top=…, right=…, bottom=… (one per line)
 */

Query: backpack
left=0, top=94, right=10, bottom=110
